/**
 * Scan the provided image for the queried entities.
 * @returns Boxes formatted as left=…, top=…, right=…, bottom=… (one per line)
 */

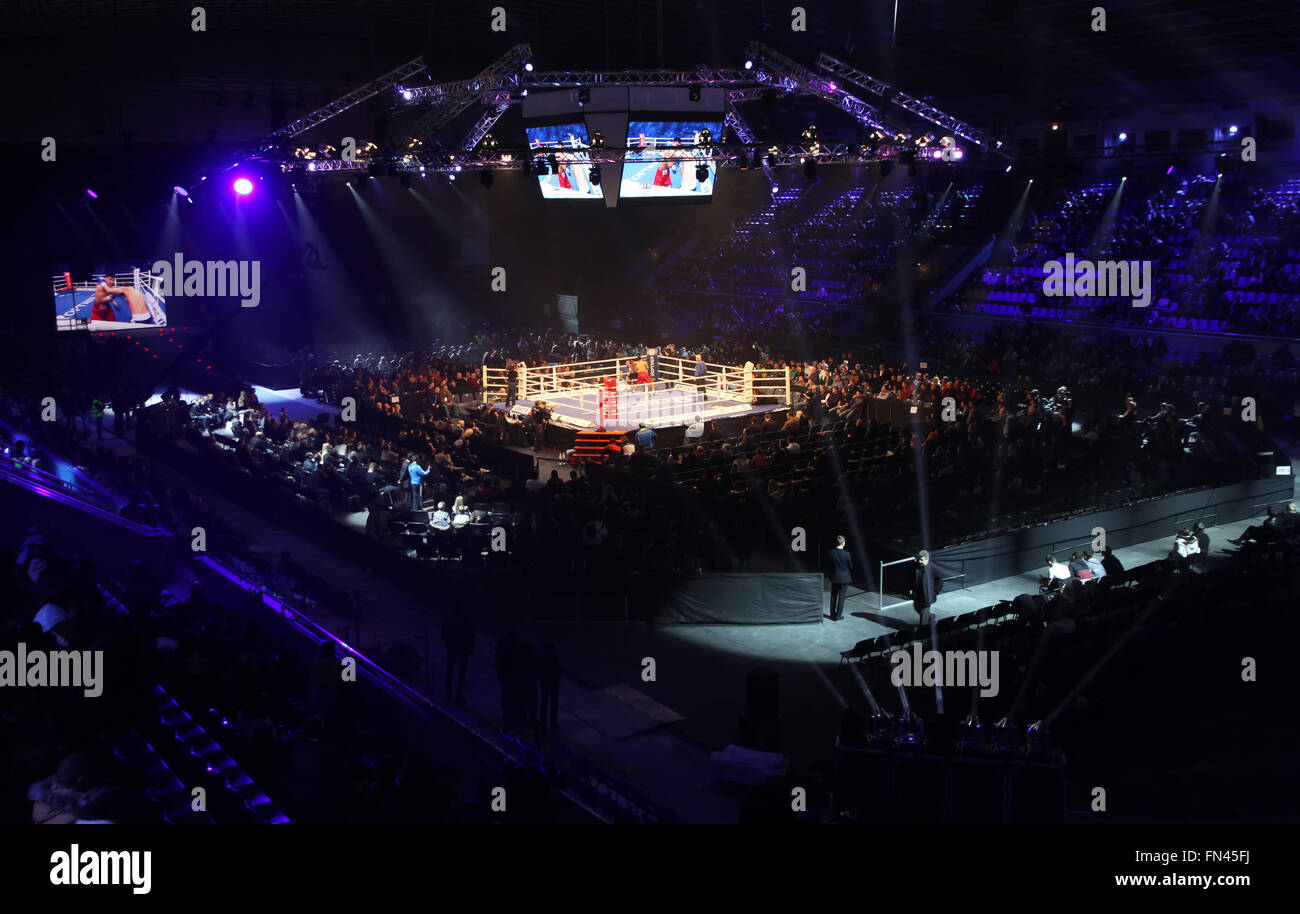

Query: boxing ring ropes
left=53, top=268, right=168, bottom=331
left=481, top=354, right=792, bottom=429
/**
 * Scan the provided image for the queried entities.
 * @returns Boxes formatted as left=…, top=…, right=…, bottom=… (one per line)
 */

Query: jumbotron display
left=524, top=123, right=602, bottom=200
left=620, top=120, right=723, bottom=199
left=52, top=269, right=168, bottom=332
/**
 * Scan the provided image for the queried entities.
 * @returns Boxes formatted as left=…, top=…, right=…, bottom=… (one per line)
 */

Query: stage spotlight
left=588, top=165, right=602, bottom=186
left=689, top=85, right=701, bottom=102
left=401, top=89, right=413, bottom=101
left=744, top=59, right=753, bottom=70
left=1117, top=132, right=1128, bottom=142
left=85, top=188, right=99, bottom=199
left=524, top=61, right=534, bottom=72
left=771, top=184, right=780, bottom=194
left=173, top=185, right=189, bottom=197
left=233, top=177, right=253, bottom=196
left=480, top=170, right=494, bottom=189
left=448, top=173, right=456, bottom=181
left=590, top=132, right=605, bottom=150
left=695, top=163, right=709, bottom=183
left=827, top=81, right=837, bottom=92
left=547, top=154, right=559, bottom=174
left=1228, top=124, right=1238, bottom=135
left=578, top=88, right=590, bottom=106
left=1005, top=164, right=1013, bottom=173
left=1051, top=123, right=1060, bottom=131
left=698, top=128, right=712, bottom=147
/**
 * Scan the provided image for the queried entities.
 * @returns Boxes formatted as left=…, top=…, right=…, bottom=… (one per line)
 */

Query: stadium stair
left=572, top=429, right=626, bottom=464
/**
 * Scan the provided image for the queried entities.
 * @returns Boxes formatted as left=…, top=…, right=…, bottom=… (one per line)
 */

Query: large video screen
left=53, top=270, right=168, bottom=333
left=621, top=120, right=723, bottom=199
left=524, top=124, right=603, bottom=200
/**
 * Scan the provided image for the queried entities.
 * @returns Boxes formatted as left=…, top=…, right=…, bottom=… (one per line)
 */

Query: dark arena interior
left=2, top=0, right=1298, bottom=885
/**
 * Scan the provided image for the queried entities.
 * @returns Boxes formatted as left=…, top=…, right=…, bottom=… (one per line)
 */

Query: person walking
left=828, top=534, right=853, bottom=621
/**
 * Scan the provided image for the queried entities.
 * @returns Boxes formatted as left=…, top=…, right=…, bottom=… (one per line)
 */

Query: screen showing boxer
left=620, top=121, right=723, bottom=199
left=524, top=124, right=602, bottom=200
left=53, top=271, right=168, bottom=332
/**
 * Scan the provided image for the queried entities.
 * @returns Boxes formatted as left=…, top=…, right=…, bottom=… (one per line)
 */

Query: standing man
left=91, top=398, right=105, bottom=441
left=407, top=455, right=430, bottom=509
left=505, top=360, right=519, bottom=408
left=632, top=353, right=652, bottom=385
left=828, top=534, right=853, bottom=621
left=910, top=550, right=942, bottom=626
left=693, top=353, right=709, bottom=400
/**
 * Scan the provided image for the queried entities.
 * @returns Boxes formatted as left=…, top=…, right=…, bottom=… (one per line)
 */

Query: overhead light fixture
left=1228, top=124, right=1238, bottom=134
left=577, top=88, right=590, bottom=106
left=173, top=185, right=189, bottom=197
left=695, top=163, right=709, bottom=183
left=744, top=59, right=753, bottom=70
left=588, top=165, right=602, bottom=186
left=1117, top=132, right=1128, bottom=142
left=689, top=86, right=701, bottom=102
left=524, top=61, right=534, bottom=72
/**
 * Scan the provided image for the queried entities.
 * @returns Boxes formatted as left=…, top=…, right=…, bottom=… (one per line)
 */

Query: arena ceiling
left=3, top=0, right=1298, bottom=145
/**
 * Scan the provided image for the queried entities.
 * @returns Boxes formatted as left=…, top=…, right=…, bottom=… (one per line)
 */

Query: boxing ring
left=483, top=353, right=791, bottom=430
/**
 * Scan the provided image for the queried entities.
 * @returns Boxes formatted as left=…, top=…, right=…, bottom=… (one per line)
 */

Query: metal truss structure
left=236, top=42, right=999, bottom=172
left=286, top=141, right=912, bottom=179
left=399, top=65, right=753, bottom=102
left=410, top=44, right=533, bottom=146
left=816, top=54, right=1006, bottom=155
left=746, top=42, right=895, bottom=134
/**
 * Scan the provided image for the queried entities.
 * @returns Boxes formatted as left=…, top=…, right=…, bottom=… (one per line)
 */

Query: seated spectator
left=430, top=502, right=452, bottom=531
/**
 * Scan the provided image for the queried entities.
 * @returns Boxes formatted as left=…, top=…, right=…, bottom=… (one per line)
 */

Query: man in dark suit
left=910, top=550, right=942, bottom=626
left=829, top=535, right=853, bottom=621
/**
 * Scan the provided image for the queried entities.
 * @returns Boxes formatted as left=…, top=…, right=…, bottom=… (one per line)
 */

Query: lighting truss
left=724, top=110, right=756, bottom=146
left=400, top=65, right=753, bottom=102
left=289, top=142, right=907, bottom=178
left=746, top=42, right=895, bottom=134
left=461, top=103, right=512, bottom=152
left=816, top=54, right=1006, bottom=155
left=411, top=44, right=533, bottom=144
left=267, top=58, right=429, bottom=140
